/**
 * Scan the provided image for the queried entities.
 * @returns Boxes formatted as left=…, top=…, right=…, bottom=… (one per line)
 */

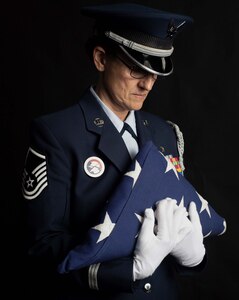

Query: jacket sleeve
left=68, top=257, right=134, bottom=292
left=23, top=118, right=78, bottom=263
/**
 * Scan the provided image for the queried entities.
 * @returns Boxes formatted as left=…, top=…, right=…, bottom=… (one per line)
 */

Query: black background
left=2, top=0, right=239, bottom=298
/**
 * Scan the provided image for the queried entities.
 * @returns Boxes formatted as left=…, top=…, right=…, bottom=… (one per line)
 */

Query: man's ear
left=93, top=46, right=106, bottom=72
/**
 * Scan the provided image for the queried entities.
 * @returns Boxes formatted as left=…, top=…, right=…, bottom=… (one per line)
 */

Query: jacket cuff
left=93, top=257, right=134, bottom=292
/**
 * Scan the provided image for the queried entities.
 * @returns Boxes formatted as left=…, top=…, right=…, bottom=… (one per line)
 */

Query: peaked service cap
left=80, top=3, right=193, bottom=76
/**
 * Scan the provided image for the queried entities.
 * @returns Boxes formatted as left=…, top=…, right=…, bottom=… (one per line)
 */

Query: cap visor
left=119, top=45, right=173, bottom=76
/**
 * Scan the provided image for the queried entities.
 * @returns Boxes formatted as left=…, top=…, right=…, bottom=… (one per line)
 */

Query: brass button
left=144, top=283, right=151, bottom=293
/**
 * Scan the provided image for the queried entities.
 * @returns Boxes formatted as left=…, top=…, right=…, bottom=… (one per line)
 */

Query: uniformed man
left=22, top=3, right=206, bottom=299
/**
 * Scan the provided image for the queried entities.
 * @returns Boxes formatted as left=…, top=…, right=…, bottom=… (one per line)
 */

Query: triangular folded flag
left=58, top=141, right=226, bottom=273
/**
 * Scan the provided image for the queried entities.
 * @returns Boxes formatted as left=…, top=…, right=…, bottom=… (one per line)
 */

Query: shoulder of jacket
left=139, top=110, right=171, bottom=128
left=33, top=104, right=82, bottom=124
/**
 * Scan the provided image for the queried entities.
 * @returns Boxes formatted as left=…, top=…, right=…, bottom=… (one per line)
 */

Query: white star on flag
left=164, top=155, right=179, bottom=179
left=219, top=220, right=227, bottom=235
left=125, top=160, right=141, bottom=187
left=134, top=212, right=144, bottom=238
left=204, top=230, right=212, bottom=238
left=135, top=212, right=143, bottom=223
left=197, top=192, right=211, bottom=217
left=178, top=196, right=185, bottom=207
left=92, top=212, right=116, bottom=243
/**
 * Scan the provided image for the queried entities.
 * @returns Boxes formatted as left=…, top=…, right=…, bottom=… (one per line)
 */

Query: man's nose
left=138, top=74, right=157, bottom=90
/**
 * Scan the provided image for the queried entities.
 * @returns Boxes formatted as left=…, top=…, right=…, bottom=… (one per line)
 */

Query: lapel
left=78, top=89, right=132, bottom=172
left=135, top=111, right=153, bottom=147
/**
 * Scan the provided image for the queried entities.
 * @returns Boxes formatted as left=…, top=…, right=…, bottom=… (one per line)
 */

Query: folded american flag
left=58, top=141, right=226, bottom=273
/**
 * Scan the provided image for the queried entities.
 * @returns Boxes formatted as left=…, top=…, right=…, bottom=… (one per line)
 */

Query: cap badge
left=167, top=20, right=186, bottom=38
left=84, top=156, right=105, bottom=177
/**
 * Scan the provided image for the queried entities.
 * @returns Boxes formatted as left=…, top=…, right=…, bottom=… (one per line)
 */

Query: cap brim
left=119, top=45, right=173, bottom=77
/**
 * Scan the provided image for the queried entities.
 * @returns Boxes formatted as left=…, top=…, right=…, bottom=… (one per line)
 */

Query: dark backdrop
left=2, top=0, right=238, bottom=299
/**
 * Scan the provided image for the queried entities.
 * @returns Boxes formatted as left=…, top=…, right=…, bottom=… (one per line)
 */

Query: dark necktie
left=120, top=123, right=139, bottom=159
left=120, top=122, right=138, bottom=142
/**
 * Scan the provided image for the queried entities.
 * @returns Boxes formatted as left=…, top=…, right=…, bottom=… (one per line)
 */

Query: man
left=22, top=3, right=206, bottom=299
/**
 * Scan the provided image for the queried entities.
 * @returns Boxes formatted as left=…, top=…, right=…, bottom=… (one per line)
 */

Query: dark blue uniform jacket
left=23, top=88, right=205, bottom=300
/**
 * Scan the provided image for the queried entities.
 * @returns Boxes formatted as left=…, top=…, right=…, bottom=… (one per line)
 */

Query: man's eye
left=132, top=66, right=140, bottom=71
left=132, top=67, right=144, bottom=74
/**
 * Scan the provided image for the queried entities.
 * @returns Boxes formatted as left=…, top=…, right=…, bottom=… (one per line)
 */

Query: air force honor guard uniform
left=22, top=3, right=206, bottom=300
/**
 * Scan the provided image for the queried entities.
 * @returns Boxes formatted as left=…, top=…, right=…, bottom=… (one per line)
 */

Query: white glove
left=133, top=198, right=192, bottom=281
left=171, top=201, right=206, bottom=267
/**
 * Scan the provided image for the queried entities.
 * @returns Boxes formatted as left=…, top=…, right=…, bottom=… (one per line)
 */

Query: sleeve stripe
left=88, top=263, right=100, bottom=290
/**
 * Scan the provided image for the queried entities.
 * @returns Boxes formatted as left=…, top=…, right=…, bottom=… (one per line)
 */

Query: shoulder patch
left=22, top=147, right=48, bottom=200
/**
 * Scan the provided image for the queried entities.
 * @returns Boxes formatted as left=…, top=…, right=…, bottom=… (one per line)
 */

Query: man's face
left=95, top=48, right=157, bottom=120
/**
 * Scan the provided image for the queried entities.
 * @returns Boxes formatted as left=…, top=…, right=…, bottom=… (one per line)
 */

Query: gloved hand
left=171, top=201, right=205, bottom=267
left=133, top=198, right=192, bottom=281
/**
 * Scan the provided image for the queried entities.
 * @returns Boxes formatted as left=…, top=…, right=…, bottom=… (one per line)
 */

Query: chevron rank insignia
left=22, top=147, right=48, bottom=200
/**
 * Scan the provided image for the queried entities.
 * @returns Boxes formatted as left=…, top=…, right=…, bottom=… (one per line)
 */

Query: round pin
left=84, top=156, right=105, bottom=178
left=94, top=117, right=104, bottom=127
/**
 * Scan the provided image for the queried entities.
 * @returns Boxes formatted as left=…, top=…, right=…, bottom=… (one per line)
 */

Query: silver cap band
left=105, top=31, right=174, bottom=57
